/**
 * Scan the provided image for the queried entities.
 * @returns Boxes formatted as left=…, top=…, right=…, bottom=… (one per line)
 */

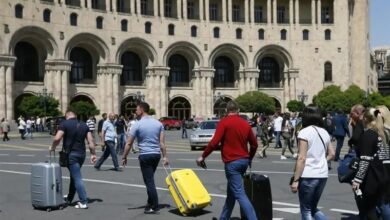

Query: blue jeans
left=334, top=135, right=345, bottom=161
left=378, top=200, right=390, bottom=219
left=116, top=133, right=126, bottom=155
left=95, top=140, right=119, bottom=169
left=67, top=152, right=88, bottom=205
left=274, top=131, right=282, bottom=148
left=139, top=154, right=161, bottom=210
left=220, top=159, right=257, bottom=220
left=298, top=178, right=328, bottom=220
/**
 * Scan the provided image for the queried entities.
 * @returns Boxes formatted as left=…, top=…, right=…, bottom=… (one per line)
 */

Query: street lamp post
left=38, top=87, right=53, bottom=119
left=297, top=90, right=308, bottom=103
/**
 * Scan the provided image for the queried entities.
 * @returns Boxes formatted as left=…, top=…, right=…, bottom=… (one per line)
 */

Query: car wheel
left=191, top=146, right=196, bottom=151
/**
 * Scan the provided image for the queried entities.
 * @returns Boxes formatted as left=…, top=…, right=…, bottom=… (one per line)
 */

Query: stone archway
left=168, top=97, right=191, bottom=120
left=120, top=96, right=138, bottom=118
left=273, top=97, right=282, bottom=112
left=213, top=96, right=232, bottom=118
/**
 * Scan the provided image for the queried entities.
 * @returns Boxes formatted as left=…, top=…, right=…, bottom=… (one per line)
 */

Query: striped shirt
left=86, top=119, right=95, bottom=131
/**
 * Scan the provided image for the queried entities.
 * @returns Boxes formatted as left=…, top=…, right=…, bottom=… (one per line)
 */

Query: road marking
left=273, top=208, right=300, bottom=214
left=0, top=154, right=9, bottom=156
left=330, top=209, right=359, bottom=215
left=272, top=161, right=296, bottom=164
left=0, top=144, right=42, bottom=151
left=17, top=154, right=35, bottom=157
left=272, top=201, right=300, bottom=207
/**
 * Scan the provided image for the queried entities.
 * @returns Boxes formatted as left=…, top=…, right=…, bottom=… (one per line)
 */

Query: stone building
left=0, top=0, right=376, bottom=120
left=373, top=47, right=390, bottom=95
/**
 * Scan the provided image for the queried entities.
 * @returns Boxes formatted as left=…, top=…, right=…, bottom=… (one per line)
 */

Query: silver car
left=189, top=120, right=219, bottom=150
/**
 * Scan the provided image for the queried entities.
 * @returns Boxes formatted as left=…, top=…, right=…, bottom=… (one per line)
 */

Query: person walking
left=281, top=113, right=297, bottom=160
left=94, top=113, right=121, bottom=171
left=25, top=117, right=33, bottom=139
left=196, top=100, right=258, bottom=220
left=332, top=110, right=350, bottom=161
left=49, top=110, right=97, bottom=209
left=257, top=116, right=270, bottom=158
left=86, top=115, right=96, bottom=144
left=122, top=102, right=169, bottom=214
left=97, top=113, right=107, bottom=151
left=290, top=105, right=335, bottom=220
left=18, top=117, right=26, bottom=140
left=0, top=118, right=10, bottom=141
left=115, top=115, right=127, bottom=155
left=181, top=118, right=188, bottom=138
left=273, top=112, right=283, bottom=149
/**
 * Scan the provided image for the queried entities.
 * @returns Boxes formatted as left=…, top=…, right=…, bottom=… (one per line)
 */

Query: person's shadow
left=168, top=208, right=211, bottom=217
left=340, top=213, right=359, bottom=220
left=128, top=204, right=171, bottom=210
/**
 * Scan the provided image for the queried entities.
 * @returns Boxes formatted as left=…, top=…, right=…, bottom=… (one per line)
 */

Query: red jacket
left=202, top=114, right=258, bottom=163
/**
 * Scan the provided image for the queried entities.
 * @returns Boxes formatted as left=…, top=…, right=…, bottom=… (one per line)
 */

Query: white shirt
left=18, top=119, right=26, bottom=129
left=273, top=116, right=283, bottom=132
left=297, top=126, right=330, bottom=178
left=26, top=120, right=32, bottom=129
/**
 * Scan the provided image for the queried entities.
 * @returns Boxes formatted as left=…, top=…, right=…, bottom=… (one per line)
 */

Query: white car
left=189, top=120, right=219, bottom=150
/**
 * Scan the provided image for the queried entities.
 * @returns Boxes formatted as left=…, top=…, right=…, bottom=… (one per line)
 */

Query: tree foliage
left=68, top=101, right=100, bottom=121
left=149, top=108, right=156, bottom=115
left=287, top=100, right=305, bottom=112
left=235, top=91, right=275, bottom=114
left=16, top=95, right=61, bottom=118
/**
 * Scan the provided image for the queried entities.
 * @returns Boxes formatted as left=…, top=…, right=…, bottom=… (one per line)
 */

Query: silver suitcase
left=31, top=153, right=65, bottom=211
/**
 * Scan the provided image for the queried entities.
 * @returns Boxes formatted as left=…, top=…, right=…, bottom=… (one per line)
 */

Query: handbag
left=337, top=151, right=359, bottom=183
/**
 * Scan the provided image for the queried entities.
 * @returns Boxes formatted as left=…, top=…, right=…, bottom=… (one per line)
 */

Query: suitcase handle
left=49, top=151, right=56, bottom=164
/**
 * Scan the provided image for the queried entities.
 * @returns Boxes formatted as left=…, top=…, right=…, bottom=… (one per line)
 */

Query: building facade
left=374, top=47, right=390, bottom=95
left=0, top=0, right=376, bottom=120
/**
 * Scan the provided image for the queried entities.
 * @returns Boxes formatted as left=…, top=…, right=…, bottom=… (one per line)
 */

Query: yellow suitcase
left=165, top=169, right=211, bottom=215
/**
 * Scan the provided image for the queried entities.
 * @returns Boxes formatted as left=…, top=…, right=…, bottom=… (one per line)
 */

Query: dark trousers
left=334, top=135, right=345, bottom=161
left=182, top=128, right=187, bottom=138
left=139, top=154, right=161, bottom=210
left=2, top=132, right=9, bottom=141
left=95, top=141, right=119, bottom=169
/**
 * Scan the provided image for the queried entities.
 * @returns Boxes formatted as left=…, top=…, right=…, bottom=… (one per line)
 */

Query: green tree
left=287, top=100, right=305, bottom=112
left=68, top=101, right=100, bottom=121
left=149, top=108, right=156, bottom=115
left=367, top=92, right=386, bottom=107
left=17, top=95, right=61, bottom=118
left=235, top=91, right=275, bottom=114
left=343, top=85, right=365, bottom=110
left=312, top=85, right=345, bottom=112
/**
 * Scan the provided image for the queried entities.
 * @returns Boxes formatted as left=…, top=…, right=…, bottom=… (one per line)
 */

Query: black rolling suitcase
left=241, top=173, right=273, bottom=220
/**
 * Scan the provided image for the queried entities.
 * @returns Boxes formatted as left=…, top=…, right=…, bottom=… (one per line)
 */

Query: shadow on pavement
left=340, top=213, right=359, bottom=220
left=128, top=204, right=171, bottom=210
left=168, top=208, right=211, bottom=217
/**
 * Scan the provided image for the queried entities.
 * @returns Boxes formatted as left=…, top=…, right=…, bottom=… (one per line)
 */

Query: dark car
left=159, top=116, right=182, bottom=130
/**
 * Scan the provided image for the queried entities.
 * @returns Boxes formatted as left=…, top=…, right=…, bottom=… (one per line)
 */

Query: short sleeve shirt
left=59, top=118, right=90, bottom=154
left=297, top=126, right=330, bottom=178
left=102, top=120, right=116, bottom=142
left=129, top=116, right=163, bottom=155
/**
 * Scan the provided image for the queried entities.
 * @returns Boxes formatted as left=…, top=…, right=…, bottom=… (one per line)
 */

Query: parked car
left=159, top=116, right=182, bottom=130
left=189, top=120, right=219, bottom=150
left=239, top=114, right=256, bottom=127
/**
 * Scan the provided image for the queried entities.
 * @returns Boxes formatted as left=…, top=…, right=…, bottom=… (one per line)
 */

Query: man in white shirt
left=26, top=118, right=33, bottom=139
left=273, top=112, right=283, bottom=149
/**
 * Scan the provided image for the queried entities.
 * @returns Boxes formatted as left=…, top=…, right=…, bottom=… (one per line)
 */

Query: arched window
left=121, top=52, right=142, bottom=85
left=43, top=9, right=51, bottom=23
left=236, top=28, right=242, bottom=39
left=258, top=57, right=280, bottom=87
left=15, top=4, right=23, bottom=18
left=70, top=13, right=78, bottom=26
left=168, top=54, right=190, bottom=87
left=303, top=29, right=309, bottom=40
left=280, top=29, right=287, bottom=40
left=214, top=56, right=235, bottom=87
left=191, top=26, right=197, bottom=37
left=325, top=29, right=331, bottom=40
left=96, top=16, right=103, bottom=29
left=258, top=29, right=265, bottom=40
left=213, top=27, right=220, bottom=38
left=168, top=24, right=175, bottom=35
left=324, top=62, right=332, bottom=82
left=121, top=19, right=128, bottom=32
left=69, top=47, right=93, bottom=84
left=145, top=22, right=152, bottom=33
left=14, top=42, right=40, bottom=82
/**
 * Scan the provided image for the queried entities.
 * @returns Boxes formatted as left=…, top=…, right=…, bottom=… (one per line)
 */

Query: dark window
left=325, top=29, right=331, bottom=40
left=213, top=27, right=220, bottom=38
left=70, top=13, right=78, bottom=26
left=214, top=56, right=235, bottom=87
left=117, top=0, right=126, bottom=13
left=91, top=0, right=104, bottom=10
left=210, top=3, right=218, bottom=21
left=191, top=26, right=197, bottom=37
left=121, top=19, right=128, bottom=31
left=14, top=42, right=41, bottom=82
left=187, top=1, right=195, bottom=19
left=254, top=6, right=263, bottom=23
left=145, top=22, right=152, bottom=33
left=322, top=7, right=332, bottom=23
left=324, top=62, right=332, bottom=82
left=70, top=47, right=93, bottom=84
left=165, top=0, right=172, bottom=17
left=281, top=29, right=287, bottom=40
left=236, top=28, right=242, bottom=39
left=15, top=4, right=23, bottom=18
left=121, top=51, right=142, bottom=85
left=303, top=29, right=309, bottom=40
left=141, top=0, right=147, bottom=15
left=258, top=57, right=280, bottom=87
left=258, top=29, right=265, bottom=40
left=43, top=9, right=51, bottom=22
left=65, top=0, right=81, bottom=7
left=96, top=16, right=103, bottom=29
left=277, top=7, right=285, bottom=23
left=168, top=54, right=190, bottom=87
left=168, top=24, right=174, bottom=35
left=233, top=5, right=240, bottom=22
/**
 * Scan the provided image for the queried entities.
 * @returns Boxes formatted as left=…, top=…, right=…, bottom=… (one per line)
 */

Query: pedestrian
left=0, top=118, right=10, bottom=141
left=49, top=110, right=97, bottom=209
left=290, top=112, right=298, bottom=148
left=115, top=115, right=127, bottom=155
left=257, top=116, right=270, bottom=158
left=323, top=112, right=334, bottom=141
left=273, top=112, right=283, bottom=149
left=86, top=115, right=96, bottom=144
left=18, top=117, right=26, bottom=140
left=26, top=117, right=33, bottom=139
left=127, top=114, right=139, bottom=153
left=352, top=107, right=390, bottom=219
left=181, top=118, right=187, bottom=138
left=196, top=100, right=258, bottom=220
left=97, top=113, right=107, bottom=151
left=332, top=109, right=350, bottom=161
left=94, top=113, right=121, bottom=171
left=290, top=105, right=335, bottom=220
left=280, top=113, right=297, bottom=160
left=122, top=102, right=169, bottom=214
left=36, top=116, right=42, bottom=132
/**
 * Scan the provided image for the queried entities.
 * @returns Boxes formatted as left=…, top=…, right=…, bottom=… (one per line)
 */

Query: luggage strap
left=163, top=165, right=190, bottom=211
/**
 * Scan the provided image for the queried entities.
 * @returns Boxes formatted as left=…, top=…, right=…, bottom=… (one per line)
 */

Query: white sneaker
left=75, top=202, right=88, bottom=209
left=293, top=153, right=298, bottom=159
left=280, top=155, right=287, bottom=160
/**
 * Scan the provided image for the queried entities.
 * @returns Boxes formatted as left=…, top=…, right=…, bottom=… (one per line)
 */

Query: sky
left=370, top=0, right=390, bottom=48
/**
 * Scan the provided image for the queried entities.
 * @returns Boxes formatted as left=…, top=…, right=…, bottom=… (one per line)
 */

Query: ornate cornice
left=0, top=55, right=16, bottom=67
left=146, top=66, right=170, bottom=77
left=45, top=60, right=72, bottom=71
left=97, top=64, right=123, bottom=75
left=244, top=68, right=259, bottom=79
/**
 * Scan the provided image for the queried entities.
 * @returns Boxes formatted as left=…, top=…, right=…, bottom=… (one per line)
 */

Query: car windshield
left=199, top=121, right=218, bottom=130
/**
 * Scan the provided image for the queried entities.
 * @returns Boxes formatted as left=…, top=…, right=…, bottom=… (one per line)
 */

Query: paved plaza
left=0, top=130, right=358, bottom=220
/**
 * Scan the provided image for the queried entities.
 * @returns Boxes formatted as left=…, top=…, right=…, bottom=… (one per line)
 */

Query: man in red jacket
left=196, top=100, right=258, bottom=220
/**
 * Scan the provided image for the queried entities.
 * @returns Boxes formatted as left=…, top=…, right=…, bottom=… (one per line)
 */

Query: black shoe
left=144, top=208, right=159, bottom=214
left=114, top=167, right=122, bottom=172
left=94, top=166, right=100, bottom=171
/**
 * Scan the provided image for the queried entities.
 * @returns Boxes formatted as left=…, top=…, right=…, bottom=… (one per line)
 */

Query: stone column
left=137, top=0, right=141, bottom=14
left=131, top=0, right=136, bottom=14
left=177, top=0, right=181, bottom=19
left=160, top=0, right=164, bottom=17
left=228, top=0, right=232, bottom=22
left=267, top=0, right=271, bottom=24
left=289, top=0, right=293, bottom=24
left=81, top=0, right=85, bottom=7
left=154, top=0, right=158, bottom=16
left=159, top=68, right=169, bottom=118
left=238, top=71, right=245, bottom=95
left=245, top=69, right=259, bottom=92
left=311, top=0, right=315, bottom=24
left=183, top=0, right=187, bottom=19
left=192, top=69, right=201, bottom=117
left=0, top=56, right=16, bottom=120
left=199, top=0, right=204, bottom=20
left=295, top=0, right=299, bottom=25
left=145, top=67, right=169, bottom=118
left=273, top=0, right=277, bottom=24
left=283, top=71, right=290, bottom=109
left=112, top=0, right=117, bottom=12
left=0, top=66, right=5, bottom=118
left=250, top=0, right=254, bottom=23
left=222, top=0, right=227, bottom=22
left=146, top=67, right=155, bottom=108
left=205, top=0, right=209, bottom=21
left=86, top=0, right=92, bottom=8
left=317, top=0, right=321, bottom=24
left=106, top=0, right=111, bottom=11
left=199, top=68, right=214, bottom=118
left=289, top=69, right=299, bottom=102
left=244, top=0, right=249, bottom=23
left=98, top=64, right=122, bottom=114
